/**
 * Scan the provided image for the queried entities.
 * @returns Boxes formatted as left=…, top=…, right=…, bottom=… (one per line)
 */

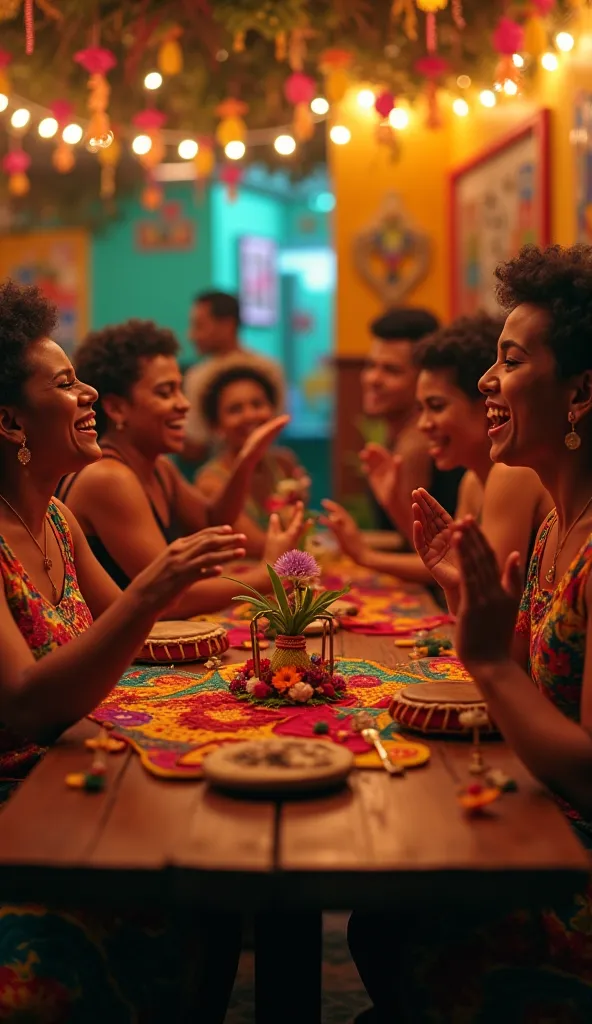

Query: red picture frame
left=449, top=109, right=550, bottom=316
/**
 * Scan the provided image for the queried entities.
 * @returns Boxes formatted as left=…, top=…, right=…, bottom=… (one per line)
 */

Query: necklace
left=0, top=494, right=60, bottom=602
left=545, top=496, right=592, bottom=584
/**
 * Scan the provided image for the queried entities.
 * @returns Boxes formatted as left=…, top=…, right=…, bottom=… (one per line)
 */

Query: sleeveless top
left=58, top=451, right=178, bottom=590
left=516, top=510, right=592, bottom=844
left=197, top=450, right=288, bottom=529
left=0, top=501, right=93, bottom=800
left=371, top=464, right=464, bottom=535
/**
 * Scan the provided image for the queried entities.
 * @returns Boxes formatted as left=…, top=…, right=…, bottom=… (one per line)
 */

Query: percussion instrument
left=136, top=620, right=229, bottom=664
left=203, top=738, right=353, bottom=794
left=389, top=682, right=498, bottom=736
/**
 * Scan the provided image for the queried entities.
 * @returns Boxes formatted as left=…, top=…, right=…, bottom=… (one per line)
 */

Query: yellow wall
left=332, top=47, right=592, bottom=357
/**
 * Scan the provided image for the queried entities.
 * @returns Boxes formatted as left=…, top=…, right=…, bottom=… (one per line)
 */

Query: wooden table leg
left=255, top=911, right=322, bottom=1024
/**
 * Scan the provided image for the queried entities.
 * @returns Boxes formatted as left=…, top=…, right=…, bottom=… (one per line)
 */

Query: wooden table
left=0, top=589, right=588, bottom=1021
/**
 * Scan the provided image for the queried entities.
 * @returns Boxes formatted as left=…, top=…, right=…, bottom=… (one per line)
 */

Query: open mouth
left=428, top=440, right=448, bottom=459
left=75, top=415, right=97, bottom=433
left=487, top=404, right=511, bottom=436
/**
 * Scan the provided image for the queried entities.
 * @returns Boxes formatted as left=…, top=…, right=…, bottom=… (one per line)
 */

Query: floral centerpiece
left=226, top=549, right=349, bottom=705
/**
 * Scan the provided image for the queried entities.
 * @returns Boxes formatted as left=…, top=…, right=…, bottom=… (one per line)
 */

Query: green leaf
left=223, top=576, right=270, bottom=602
left=267, top=564, right=292, bottom=622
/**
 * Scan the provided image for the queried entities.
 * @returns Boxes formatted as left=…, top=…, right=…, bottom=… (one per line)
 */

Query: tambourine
left=136, top=620, right=229, bottom=664
left=389, top=682, right=498, bottom=736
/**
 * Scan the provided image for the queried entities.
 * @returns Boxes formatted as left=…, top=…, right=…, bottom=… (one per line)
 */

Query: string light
left=541, top=52, right=559, bottom=71
left=132, top=134, right=152, bottom=155
left=389, top=108, right=409, bottom=130
left=503, top=79, right=519, bottom=96
left=329, top=125, right=351, bottom=144
left=62, top=123, right=83, bottom=144
left=556, top=32, right=574, bottom=53
left=456, top=75, right=471, bottom=89
left=178, top=138, right=198, bottom=159
left=38, top=116, right=58, bottom=138
left=512, top=53, right=525, bottom=68
left=0, top=94, right=8, bottom=113
left=144, top=71, right=163, bottom=90
left=479, top=90, right=497, bottom=108
left=357, top=89, right=375, bottom=109
left=452, top=97, right=469, bottom=116
left=310, top=97, right=329, bottom=115
left=274, top=134, right=296, bottom=155
left=225, top=140, right=245, bottom=159
left=10, top=108, right=30, bottom=129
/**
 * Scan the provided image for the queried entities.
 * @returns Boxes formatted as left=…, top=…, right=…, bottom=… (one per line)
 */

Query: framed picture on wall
left=238, top=236, right=278, bottom=327
left=450, top=110, right=550, bottom=316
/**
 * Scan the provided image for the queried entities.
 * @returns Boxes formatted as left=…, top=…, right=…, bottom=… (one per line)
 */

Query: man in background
left=183, top=290, right=285, bottom=464
left=359, top=308, right=463, bottom=546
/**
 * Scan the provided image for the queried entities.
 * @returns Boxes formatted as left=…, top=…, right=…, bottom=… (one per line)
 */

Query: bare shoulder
left=486, top=463, right=544, bottom=502
left=68, top=458, right=147, bottom=511
left=457, top=470, right=485, bottom=519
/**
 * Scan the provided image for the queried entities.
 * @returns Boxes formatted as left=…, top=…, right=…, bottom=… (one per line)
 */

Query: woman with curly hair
left=350, top=245, right=592, bottom=1022
left=194, top=360, right=310, bottom=556
left=321, top=312, right=501, bottom=584
left=57, top=319, right=303, bottom=613
left=0, top=282, right=244, bottom=1020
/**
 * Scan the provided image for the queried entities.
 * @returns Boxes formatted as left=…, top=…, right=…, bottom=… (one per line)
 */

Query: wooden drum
left=389, top=683, right=498, bottom=737
left=136, top=620, right=229, bottom=664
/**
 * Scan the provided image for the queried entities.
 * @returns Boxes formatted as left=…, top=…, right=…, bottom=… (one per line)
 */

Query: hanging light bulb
left=479, top=90, right=497, bottom=108
left=357, top=89, right=375, bottom=109
left=310, top=97, right=329, bottom=115
left=62, top=123, right=83, bottom=144
left=225, top=140, right=245, bottom=160
left=389, top=108, right=409, bottom=130
left=11, top=108, right=30, bottom=129
left=452, top=97, right=469, bottom=116
left=541, top=52, right=559, bottom=71
left=456, top=75, right=471, bottom=89
left=0, top=95, right=8, bottom=113
left=555, top=32, right=574, bottom=53
left=274, top=134, right=296, bottom=155
left=38, top=117, right=58, bottom=138
left=178, top=138, right=198, bottom=159
left=132, top=134, right=152, bottom=156
left=503, top=79, right=519, bottom=96
left=512, top=53, right=525, bottom=68
left=329, top=125, right=351, bottom=144
left=144, top=71, right=163, bottom=90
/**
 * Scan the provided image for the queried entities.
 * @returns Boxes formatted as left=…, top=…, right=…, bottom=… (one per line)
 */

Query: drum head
left=399, top=682, right=485, bottom=705
left=147, top=620, right=222, bottom=641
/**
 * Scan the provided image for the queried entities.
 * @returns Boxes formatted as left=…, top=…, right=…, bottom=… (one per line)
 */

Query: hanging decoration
left=98, top=133, right=121, bottom=199
left=288, top=25, right=316, bottom=72
left=375, top=90, right=396, bottom=120
left=50, top=99, right=75, bottom=173
left=212, top=0, right=308, bottom=60
left=4, top=149, right=30, bottom=196
left=74, top=46, right=115, bottom=151
left=0, top=50, right=12, bottom=96
left=523, top=1, right=551, bottom=57
left=156, top=24, right=183, bottom=76
left=133, top=108, right=166, bottom=167
left=416, top=0, right=448, bottom=53
left=215, top=97, right=248, bottom=148
left=0, top=0, right=22, bottom=21
left=194, top=137, right=215, bottom=193
left=319, top=49, right=352, bottom=103
left=492, top=17, right=524, bottom=85
left=391, top=0, right=418, bottom=41
left=415, top=55, right=448, bottom=128
left=284, top=72, right=316, bottom=141
left=220, top=163, right=242, bottom=202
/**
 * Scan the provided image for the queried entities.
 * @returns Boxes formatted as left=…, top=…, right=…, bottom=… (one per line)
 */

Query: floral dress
left=0, top=502, right=207, bottom=1023
left=349, top=512, right=592, bottom=1023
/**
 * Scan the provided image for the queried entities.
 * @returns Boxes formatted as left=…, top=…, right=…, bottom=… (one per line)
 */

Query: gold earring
left=565, top=412, right=582, bottom=451
left=17, top=435, right=31, bottom=465
left=116, top=421, right=124, bottom=432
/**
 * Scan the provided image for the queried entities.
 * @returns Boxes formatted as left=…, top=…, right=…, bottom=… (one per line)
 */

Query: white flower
left=205, top=656, right=222, bottom=670
left=288, top=681, right=314, bottom=703
left=246, top=677, right=264, bottom=694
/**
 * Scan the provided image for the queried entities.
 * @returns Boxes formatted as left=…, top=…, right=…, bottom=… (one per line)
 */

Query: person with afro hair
left=57, top=318, right=304, bottom=611
left=350, top=245, right=592, bottom=1022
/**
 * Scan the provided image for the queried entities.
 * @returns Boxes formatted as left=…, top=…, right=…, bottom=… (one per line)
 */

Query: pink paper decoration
left=493, top=17, right=525, bottom=55
left=375, top=91, right=395, bottom=118
left=415, top=55, right=448, bottom=78
left=133, top=109, right=167, bottom=131
left=0, top=51, right=13, bottom=69
left=532, top=0, right=555, bottom=13
left=284, top=72, right=316, bottom=106
left=50, top=100, right=74, bottom=125
left=3, top=151, right=31, bottom=174
left=74, top=47, right=116, bottom=76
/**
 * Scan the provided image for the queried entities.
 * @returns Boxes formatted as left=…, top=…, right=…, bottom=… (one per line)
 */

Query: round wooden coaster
left=203, top=738, right=354, bottom=794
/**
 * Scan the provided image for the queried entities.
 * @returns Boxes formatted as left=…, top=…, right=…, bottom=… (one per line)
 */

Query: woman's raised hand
left=133, top=525, right=247, bottom=607
left=412, top=487, right=460, bottom=594
left=263, top=503, right=307, bottom=564
left=360, top=443, right=401, bottom=509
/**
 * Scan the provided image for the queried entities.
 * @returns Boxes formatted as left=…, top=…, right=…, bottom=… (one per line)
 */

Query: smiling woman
left=56, top=319, right=304, bottom=613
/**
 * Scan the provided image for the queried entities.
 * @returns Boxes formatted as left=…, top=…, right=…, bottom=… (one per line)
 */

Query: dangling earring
left=116, top=421, right=125, bottom=432
left=17, top=435, right=31, bottom=465
left=565, top=412, right=582, bottom=450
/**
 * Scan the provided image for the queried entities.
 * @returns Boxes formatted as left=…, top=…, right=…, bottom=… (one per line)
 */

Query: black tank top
left=370, top=463, right=464, bottom=536
left=57, top=451, right=178, bottom=590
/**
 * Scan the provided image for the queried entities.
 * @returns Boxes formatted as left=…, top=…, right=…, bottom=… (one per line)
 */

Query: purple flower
left=273, top=550, right=320, bottom=581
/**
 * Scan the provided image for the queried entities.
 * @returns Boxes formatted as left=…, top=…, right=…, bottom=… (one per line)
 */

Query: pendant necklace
left=0, top=494, right=60, bottom=602
left=545, top=496, right=592, bottom=585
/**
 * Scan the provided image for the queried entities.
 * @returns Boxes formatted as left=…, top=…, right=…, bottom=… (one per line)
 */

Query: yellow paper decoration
left=325, top=68, right=349, bottom=103
left=52, top=141, right=75, bottom=174
left=391, top=0, right=418, bottom=40
left=194, top=145, right=215, bottom=181
left=523, top=15, right=548, bottom=57
left=0, top=0, right=20, bottom=20
left=8, top=171, right=29, bottom=196
left=157, top=29, right=183, bottom=75
left=98, top=136, right=121, bottom=199
left=416, top=0, right=447, bottom=10
left=294, top=102, right=314, bottom=141
left=216, top=116, right=247, bottom=147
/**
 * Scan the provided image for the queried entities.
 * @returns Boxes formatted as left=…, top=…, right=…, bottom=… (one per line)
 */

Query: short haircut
left=75, top=319, right=179, bottom=434
left=194, top=290, right=240, bottom=326
left=370, top=307, right=440, bottom=343
left=201, top=364, right=278, bottom=427
left=415, top=312, right=502, bottom=399
left=495, top=243, right=592, bottom=378
left=0, top=279, right=58, bottom=405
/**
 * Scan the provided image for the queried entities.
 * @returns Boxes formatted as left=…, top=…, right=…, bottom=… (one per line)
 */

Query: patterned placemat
left=91, top=656, right=472, bottom=779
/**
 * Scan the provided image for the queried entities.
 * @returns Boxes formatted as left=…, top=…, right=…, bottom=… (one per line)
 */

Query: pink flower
left=246, top=677, right=264, bottom=694
left=319, top=682, right=335, bottom=697
left=288, top=681, right=314, bottom=703
left=253, top=682, right=273, bottom=698
left=273, top=550, right=320, bottom=581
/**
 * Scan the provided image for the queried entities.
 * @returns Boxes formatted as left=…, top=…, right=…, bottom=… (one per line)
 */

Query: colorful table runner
left=91, top=655, right=472, bottom=779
